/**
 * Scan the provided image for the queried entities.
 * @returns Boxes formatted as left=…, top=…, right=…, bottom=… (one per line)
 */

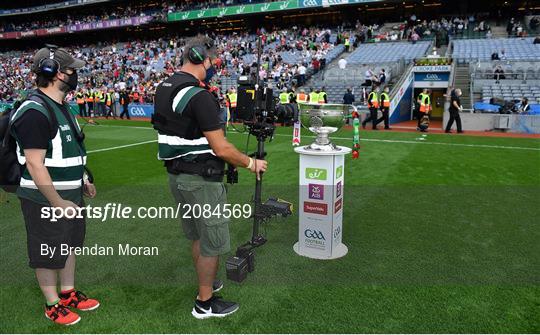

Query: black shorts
left=20, top=198, right=86, bottom=269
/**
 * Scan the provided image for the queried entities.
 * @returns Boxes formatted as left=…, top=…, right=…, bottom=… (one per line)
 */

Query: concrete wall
left=443, top=110, right=540, bottom=133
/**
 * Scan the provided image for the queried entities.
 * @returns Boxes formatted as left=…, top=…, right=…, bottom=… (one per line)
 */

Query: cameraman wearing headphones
left=10, top=46, right=99, bottom=326
left=153, top=36, right=267, bottom=319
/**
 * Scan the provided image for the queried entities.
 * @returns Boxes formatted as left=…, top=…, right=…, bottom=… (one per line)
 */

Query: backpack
left=0, top=94, right=58, bottom=193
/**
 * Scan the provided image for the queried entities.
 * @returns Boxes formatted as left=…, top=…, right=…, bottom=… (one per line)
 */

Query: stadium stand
left=452, top=37, right=540, bottom=63
left=346, top=41, right=431, bottom=64
left=480, top=84, right=540, bottom=104
left=0, top=26, right=341, bottom=103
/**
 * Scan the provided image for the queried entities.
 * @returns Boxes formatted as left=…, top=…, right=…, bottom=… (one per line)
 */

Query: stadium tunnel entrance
left=412, top=88, right=447, bottom=120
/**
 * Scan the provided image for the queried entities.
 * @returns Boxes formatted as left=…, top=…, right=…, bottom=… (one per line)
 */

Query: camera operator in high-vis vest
left=152, top=36, right=267, bottom=319
left=10, top=46, right=99, bottom=326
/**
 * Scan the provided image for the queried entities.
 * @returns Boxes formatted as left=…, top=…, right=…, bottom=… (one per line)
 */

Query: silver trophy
left=298, top=103, right=355, bottom=151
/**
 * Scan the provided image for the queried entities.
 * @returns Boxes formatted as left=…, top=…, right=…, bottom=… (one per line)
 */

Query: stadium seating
left=346, top=41, right=431, bottom=64
left=307, top=79, right=372, bottom=104
left=472, top=61, right=540, bottom=81
left=481, top=84, right=540, bottom=103
left=452, top=38, right=540, bottom=63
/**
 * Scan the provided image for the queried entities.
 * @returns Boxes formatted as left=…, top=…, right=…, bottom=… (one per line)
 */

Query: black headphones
left=187, top=39, right=215, bottom=65
left=37, top=45, right=60, bottom=78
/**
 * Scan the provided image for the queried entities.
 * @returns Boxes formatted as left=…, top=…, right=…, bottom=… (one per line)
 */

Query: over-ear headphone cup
left=188, top=46, right=207, bottom=65
left=39, top=58, right=59, bottom=78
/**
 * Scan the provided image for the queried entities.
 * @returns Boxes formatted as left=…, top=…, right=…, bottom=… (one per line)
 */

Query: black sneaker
left=192, top=296, right=239, bottom=319
left=212, top=279, right=224, bottom=293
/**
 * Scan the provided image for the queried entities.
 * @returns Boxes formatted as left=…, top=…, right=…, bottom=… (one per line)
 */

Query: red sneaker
left=60, top=290, right=100, bottom=311
left=45, top=303, right=81, bottom=326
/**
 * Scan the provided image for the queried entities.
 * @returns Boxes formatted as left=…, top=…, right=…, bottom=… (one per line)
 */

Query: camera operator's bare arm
left=24, top=149, right=78, bottom=210
left=204, top=129, right=267, bottom=178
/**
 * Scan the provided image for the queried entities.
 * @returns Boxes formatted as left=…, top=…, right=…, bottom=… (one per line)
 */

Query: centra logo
left=306, top=168, right=327, bottom=180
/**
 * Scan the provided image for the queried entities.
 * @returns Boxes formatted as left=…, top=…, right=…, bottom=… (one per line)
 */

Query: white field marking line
left=91, top=125, right=540, bottom=152
left=268, top=132, right=540, bottom=151
left=87, top=140, right=157, bottom=153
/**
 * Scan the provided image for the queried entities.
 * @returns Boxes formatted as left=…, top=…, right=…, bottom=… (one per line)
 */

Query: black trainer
left=192, top=296, right=239, bottom=319
left=212, top=279, right=224, bottom=293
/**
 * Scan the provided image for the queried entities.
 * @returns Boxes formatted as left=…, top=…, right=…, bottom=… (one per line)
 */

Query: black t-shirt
left=450, top=95, right=461, bottom=112
left=13, top=109, right=50, bottom=150
left=13, top=93, right=71, bottom=150
left=175, top=72, right=224, bottom=134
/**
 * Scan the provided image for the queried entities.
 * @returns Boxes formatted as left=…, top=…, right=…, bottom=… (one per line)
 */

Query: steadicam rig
left=225, top=36, right=292, bottom=283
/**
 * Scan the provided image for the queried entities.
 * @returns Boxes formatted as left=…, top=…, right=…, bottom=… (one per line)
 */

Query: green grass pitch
left=1, top=120, right=539, bottom=333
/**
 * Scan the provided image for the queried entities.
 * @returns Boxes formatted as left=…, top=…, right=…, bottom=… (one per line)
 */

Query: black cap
left=32, top=46, right=85, bottom=73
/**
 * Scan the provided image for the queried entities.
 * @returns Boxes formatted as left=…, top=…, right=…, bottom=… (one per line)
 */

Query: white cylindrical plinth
left=293, top=145, right=351, bottom=259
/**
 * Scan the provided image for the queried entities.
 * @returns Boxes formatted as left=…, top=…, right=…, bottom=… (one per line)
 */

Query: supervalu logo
left=304, top=201, right=328, bottom=215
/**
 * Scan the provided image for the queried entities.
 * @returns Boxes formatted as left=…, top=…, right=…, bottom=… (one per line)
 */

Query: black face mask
left=59, top=71, right=78, bottom=92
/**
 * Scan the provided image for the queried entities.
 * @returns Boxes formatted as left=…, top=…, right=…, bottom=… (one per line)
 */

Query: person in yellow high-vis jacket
left=375, top=86, right=391, bottom=130
left=417, top=88, right=431, bottom=130
left=75, top=89, right=86, bottom=117
left=226, top=88, right=238, bottom=122
left=85, top=88, right=94, bottom=116
left=279, top=89, right=290, bottom=104
left=309, top=88, right=319, bottom=104
left=362, top=86, right=380, bottom=130
left=318, top=87, right=327, bottom=104
left=97, top=88, right=106, bottom=117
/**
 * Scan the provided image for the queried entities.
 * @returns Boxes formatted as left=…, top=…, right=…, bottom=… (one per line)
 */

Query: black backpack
left=0, top=94, right=58, bottom=193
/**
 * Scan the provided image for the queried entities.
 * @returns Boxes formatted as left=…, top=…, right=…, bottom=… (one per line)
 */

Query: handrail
left=470, top=72, right=474, bottom=109
left=472, top=73, right=538, bottom=81
left=390, top=61, right=414, bottom=99
left=445, top=62, right=457, bottom=100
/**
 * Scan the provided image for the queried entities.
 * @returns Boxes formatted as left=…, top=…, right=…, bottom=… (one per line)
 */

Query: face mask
left=59, top=71, right=78, bottom=92
left=204, top=64, right=216, bottom=84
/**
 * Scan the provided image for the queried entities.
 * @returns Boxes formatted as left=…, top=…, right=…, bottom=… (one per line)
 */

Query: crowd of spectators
left=1, top=5, right=161, bottom=33
left=0, top=0, right=281, bottom=33
left=164, top=0, right=279, bottom=13
left=379, top=14, right=491, bottom=47
left=507, top=17, right=529, bottom=38
left=0, top=26, right=340, bottom=103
